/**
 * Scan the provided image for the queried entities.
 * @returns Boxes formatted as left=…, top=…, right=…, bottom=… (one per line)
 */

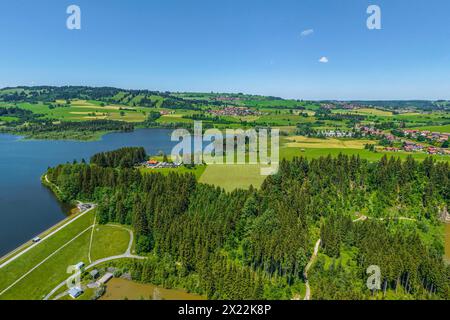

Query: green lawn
left=0, top=230, right=92, bottom=300
left=411, top=124, right=450, bottom=133
left=0, top=210, right=95, bottom=298
left=288, top=148, right=450, bottom=161
left=199, top=164, right=266, bottom=192
left=0, top=209, right=135, bottom=300
left=0, top=116, right=19, bottom=122
left=90, top=225, right=131, bottom=261
left=4, top=101, right=150, bottom=123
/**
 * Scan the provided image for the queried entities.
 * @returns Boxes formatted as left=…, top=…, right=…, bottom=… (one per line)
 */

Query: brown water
left=100, top=278, right=205, bottom=300
left=445, top=223, right=450, bottom=263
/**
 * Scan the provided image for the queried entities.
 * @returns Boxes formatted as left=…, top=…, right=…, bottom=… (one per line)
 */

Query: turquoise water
left=0, top=129, right=176, bottom=256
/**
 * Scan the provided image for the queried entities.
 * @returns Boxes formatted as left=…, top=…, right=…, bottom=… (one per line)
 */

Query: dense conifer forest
left=90, top=147, right=147, bottom=168
left=46, top=151, right=450, bottom=299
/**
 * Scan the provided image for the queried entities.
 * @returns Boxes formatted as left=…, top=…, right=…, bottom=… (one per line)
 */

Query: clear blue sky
left=1, top=0, right=450, bottom=100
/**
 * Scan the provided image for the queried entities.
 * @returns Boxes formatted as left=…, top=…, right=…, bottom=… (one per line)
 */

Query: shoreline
left=0, top=124, right=177, bottom=143
left=0, top=204, right=87, bottom=267
left=0, top=175, right=84, bottom=267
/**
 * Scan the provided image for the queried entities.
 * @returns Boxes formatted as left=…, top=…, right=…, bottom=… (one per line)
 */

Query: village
left=358, top=126, right=450, bottom=156
left=400, top=129, right=449, bottom=144
left=208, top=106, right=261, bottom=117
left=139, top=158, right=180, bottom=169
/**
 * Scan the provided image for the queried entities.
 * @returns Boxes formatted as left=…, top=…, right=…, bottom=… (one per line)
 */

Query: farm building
left=96, top=272, right=114, bottom=286
left=90, top=269, right=100, bottom=279
left=68, top=287, right=83, bottom=299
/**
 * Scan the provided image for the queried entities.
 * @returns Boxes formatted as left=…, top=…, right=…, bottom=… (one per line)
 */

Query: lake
left=0, top=129, right=176, bottom=256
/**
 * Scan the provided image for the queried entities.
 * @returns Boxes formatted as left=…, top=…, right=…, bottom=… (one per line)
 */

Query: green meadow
left=0, top=116, right=19, bottom=122
left=0, top=209, right=134, bottom=300
left=411, top=124, right=450, bottom=133
left=199, top=164, right=266, bottom=192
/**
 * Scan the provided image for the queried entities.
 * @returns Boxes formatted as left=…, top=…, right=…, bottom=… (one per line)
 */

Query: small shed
left=68, top=287, right=83, bottom=299
left=74, top=262, right=85, bottom=271
left=96, top=272, right=114, bottom=286
left=90, top=269, right=100, bottom=279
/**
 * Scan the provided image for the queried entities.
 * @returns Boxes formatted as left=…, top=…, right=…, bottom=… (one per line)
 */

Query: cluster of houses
left=209, top=106, right=260, bottom=117
left=358, top=126, right=449, bottom=156
left=359, top=126, right=396, bottom=141
left=401, top=129, right=449, bottom=144
left=384, top=144, right=450, bottom=155
left=320, top=130, right=354, bottom=138
left=159, top=110, right=174, bottom=116
left=358, top=126, right=384, bottom=137
left=141, top=159, right=180, bottom=169
left=68, top=262, right=116, bottom=299
left=321, top=102, right=359, bottom=110
left=211, top=96, right=243, bottom=102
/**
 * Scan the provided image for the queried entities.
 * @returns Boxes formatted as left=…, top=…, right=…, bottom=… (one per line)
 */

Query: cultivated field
left=199, top=164, right=266, bottom=192
left=285, top=136, right=374, bottom=149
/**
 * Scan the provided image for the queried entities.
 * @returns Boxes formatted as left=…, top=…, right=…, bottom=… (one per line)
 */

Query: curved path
left=44, top=225, right=145, bottom=300
left=301, top=214, right=416, bottom=300
left=303, top=239, right=321, bottom=300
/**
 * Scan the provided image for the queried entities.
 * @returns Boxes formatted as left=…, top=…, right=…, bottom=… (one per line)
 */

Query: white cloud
left=300, top=29, right=314, bottom=38
left=319, top=56, right=329, bottom=63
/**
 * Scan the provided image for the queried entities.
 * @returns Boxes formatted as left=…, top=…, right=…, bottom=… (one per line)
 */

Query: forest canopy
left=46, top=153, right=450, bottom=300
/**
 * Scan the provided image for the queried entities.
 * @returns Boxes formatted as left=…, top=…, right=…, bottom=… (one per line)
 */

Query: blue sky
left=1, top=0, right=450, bottom=99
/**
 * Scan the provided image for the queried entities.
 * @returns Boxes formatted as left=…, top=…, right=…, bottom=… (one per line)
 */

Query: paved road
left=0, top=226, right=93, bottom=297
left=44, top=226, right=144, bottom=301
left=0, top=203, right=96, bottom=270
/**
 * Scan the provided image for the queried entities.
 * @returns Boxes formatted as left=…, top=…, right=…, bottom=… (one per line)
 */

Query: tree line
left=90, top=147, right=147, bottom=168
left=46, top=153, right=450, bottom=299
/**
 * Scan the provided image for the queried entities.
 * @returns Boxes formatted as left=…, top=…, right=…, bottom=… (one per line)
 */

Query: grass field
left=255, top=113, right=315, bottom=126
left=199, top=164, right=266, bottom=192
left=2, top=101, right=150, bottom=123
left=0, top=209, right=133, bottom=300
left=0, top=116, right=19, bottom=122
left=0, top=210, right=94, bottom=300
left=193, top=134, right=450, bottom=193
left=0, top=231, right=92, bottom=300
left=285, top=136, right=374, bottom=149
left=334, top=108, right=393, bottom=117
left=89, top=225, right=131, bottom=261
left=296, top=148, right=450, bottom=162
left=411, top=124, right=450, bottom=133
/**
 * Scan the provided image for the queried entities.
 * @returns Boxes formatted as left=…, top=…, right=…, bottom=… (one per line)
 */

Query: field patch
left=89, top=225, right=130, bottom=261
left=411, top=124, right=450, bottom=134
left=334, top=108, right=393, bottom=117
left=199, top=164, right=266, bottom=192
left=0, top=116, right=19, bottom=122
left=295, top=148, right=450, bottom=162
left=285, top=136, right=374, bottom=149
left=0, top=209, right=137, bottom=300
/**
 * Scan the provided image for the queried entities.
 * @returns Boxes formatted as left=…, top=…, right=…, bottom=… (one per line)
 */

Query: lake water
left=0, top=129, right=176, bottom=256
